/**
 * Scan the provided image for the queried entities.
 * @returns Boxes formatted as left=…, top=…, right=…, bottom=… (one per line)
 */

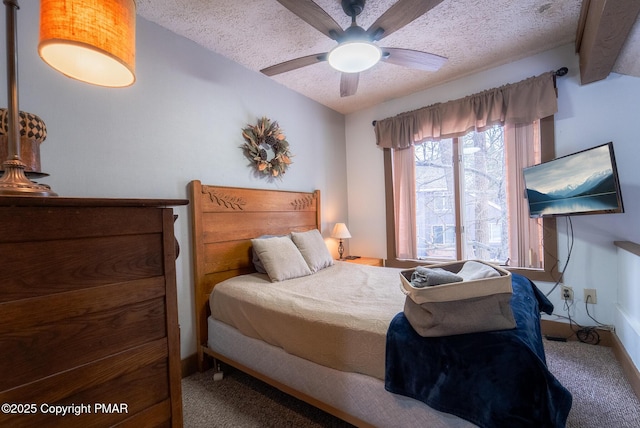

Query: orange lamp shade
left=38, top=0, right=136, bottom=87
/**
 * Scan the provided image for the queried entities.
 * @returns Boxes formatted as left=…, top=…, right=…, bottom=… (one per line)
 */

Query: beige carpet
left=182, top=340, right=640, bottom=427
left=544, top=340, right=640, bottom=428
left=182, top=367, right=351, bottom=427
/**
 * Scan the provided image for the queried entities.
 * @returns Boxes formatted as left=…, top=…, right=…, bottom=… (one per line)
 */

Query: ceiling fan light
left=327, top=41, right=381, bottom=73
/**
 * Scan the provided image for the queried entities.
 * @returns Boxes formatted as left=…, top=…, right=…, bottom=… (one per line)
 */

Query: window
left=415, top=125, right=521, bottom=264
left=433, top=193, right=448, bottom=213
left=376, top=73, right=559, bottom=281
left=488, top=223, right=502, bottom=244
left=430, top=225, right=455, bottom=244
left=384, top=117, right=559, bottom=282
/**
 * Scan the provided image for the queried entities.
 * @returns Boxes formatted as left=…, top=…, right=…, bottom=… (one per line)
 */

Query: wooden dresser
left=0, top=196, right=187, bottom=427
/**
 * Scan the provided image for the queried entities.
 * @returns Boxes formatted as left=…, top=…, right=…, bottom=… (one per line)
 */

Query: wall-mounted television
left=523, top=142, right=624, bottom=218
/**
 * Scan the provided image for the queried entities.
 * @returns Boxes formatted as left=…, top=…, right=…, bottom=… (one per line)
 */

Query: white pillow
left=251, top=234, right=279, bottom=273
left=291, top=229, right=334, bottom=272
left=251, top=236, right=312, bottom=282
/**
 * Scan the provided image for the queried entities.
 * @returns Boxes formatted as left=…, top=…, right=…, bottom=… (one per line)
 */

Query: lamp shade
left=327, top=41, right=381, bottom=73
left=38, top=0, right=136, bottom=87
left=331, top=223, right=352, bottom=239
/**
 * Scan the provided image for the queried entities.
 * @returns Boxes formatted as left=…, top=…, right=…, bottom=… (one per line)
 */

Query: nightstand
left=340, top=257, right=384, bottom=267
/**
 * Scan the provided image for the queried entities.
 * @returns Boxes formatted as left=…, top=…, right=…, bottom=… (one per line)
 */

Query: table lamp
left=331, top=222, right=351, bottom=260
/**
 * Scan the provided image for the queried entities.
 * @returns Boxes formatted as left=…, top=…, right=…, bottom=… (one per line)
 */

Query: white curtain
left=392, top=145, right=417, bottom=259
left=505, top=122, right=543, bottom=268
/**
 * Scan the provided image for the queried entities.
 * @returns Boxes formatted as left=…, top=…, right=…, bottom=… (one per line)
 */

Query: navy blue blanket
left=385, top=273, right=572, bottom=428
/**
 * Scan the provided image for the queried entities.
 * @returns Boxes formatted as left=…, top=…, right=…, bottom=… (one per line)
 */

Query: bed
left=189, top=181, right=572, bottom=427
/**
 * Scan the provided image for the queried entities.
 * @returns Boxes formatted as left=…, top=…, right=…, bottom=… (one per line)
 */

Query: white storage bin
left=400, top=260, right=515, bottom=337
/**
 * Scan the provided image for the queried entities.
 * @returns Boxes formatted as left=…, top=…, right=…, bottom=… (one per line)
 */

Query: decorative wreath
left=241, top=117, right=292, bottom=178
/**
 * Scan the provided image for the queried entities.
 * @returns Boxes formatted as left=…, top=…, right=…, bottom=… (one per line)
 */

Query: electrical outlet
left=560, top=285, right=573, bottom=301
left=584, top=288, right=597, bottom=304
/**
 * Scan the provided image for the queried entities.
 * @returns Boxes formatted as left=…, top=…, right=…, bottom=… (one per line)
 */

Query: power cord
left=546, top=217, right=610, bottom=345
left=584, top=294, right=609, bottom=328
left=564, top=298, right=600, bottom=345
left=545, top=217, right=574, bottom=298
left=551, top=289, right=614, bottom=345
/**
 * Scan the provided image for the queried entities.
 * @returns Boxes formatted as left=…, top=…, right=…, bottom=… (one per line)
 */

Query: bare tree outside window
left=415, top=139, right=456, bottom=259
left=415, top=125, right=510, bottom=264
left=461, top=126, right=508, bottom=263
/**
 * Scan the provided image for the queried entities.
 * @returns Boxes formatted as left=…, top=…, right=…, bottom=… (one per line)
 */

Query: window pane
left=415, top=140, right=457, bottom=260
left=461, top=127, right=508, bottom=263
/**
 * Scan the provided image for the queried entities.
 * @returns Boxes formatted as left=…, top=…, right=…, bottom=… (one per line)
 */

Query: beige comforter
left=210, top=261, right=405, bottom=380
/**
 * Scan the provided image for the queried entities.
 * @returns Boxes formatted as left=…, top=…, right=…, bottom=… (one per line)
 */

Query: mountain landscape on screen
left=527, top=170, right=615, bottom=203
left=523, top=143, right=623, bottom=217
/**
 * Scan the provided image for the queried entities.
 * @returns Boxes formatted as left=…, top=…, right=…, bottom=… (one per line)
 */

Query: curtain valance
left=375, top=71, right=557, bottom=149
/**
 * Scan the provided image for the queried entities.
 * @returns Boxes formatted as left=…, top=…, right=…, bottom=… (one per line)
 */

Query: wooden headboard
left=188, top=180, right=321, bottom=369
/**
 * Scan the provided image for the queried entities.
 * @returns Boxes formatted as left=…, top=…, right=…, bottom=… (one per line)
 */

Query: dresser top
left=0, top=195, right=189, bottom=208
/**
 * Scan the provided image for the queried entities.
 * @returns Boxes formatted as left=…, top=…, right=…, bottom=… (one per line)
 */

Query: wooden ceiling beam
left=576, top=0, right=640, bottom=84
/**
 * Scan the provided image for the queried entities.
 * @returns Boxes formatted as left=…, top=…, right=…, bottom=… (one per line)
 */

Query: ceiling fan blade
left=381, top=47, right=447, bottom=71
left=340, top=72, right=359, bottom=97
left=261, top=53, right=327, bottom=76
left=276, top=0, right=344, bottom=40
left=366, top=0, right=444, bottom=41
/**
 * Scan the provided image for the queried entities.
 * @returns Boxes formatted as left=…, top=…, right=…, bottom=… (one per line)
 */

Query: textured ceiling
left=137, top=0, right=640, bottom=114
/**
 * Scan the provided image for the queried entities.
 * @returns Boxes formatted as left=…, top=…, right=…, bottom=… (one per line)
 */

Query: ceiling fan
left=261, top=0, right=447, bottom=97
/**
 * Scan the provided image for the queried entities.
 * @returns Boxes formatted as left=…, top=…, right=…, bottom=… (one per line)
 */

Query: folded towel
left=410, top=266, right=463, bottom=288
left=457, top=260, right=500, bottom=281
